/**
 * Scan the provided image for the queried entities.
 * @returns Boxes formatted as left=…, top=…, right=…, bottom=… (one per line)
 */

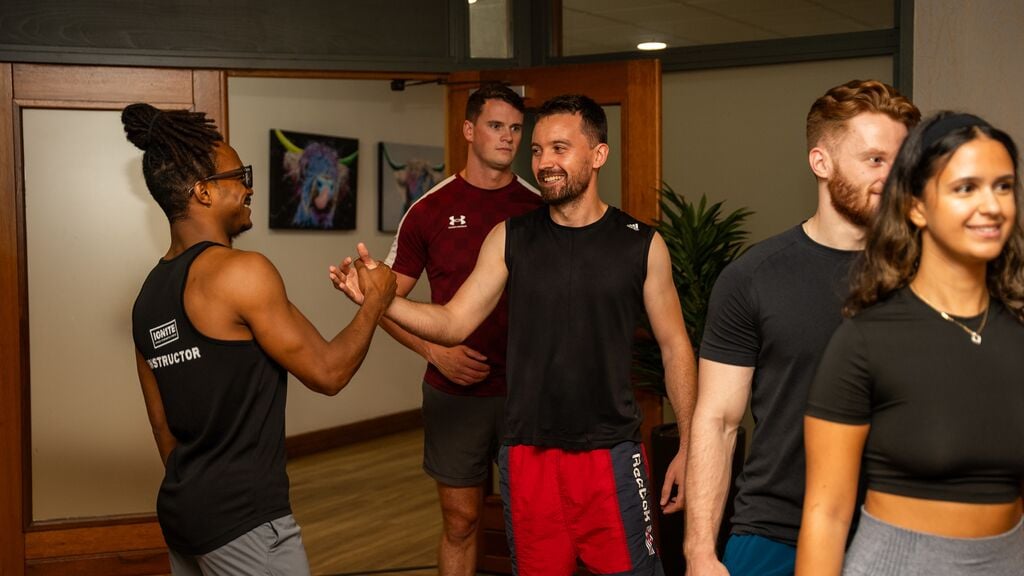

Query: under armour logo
left=627, top=223, right=640, bottom=231
left=449, top=215, right=467, bottom=228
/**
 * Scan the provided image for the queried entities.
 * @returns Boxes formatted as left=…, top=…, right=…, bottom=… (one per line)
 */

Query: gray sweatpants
left=843, top=507, right=1024, bottom=576
left=168, top=514, right=311, bottom=576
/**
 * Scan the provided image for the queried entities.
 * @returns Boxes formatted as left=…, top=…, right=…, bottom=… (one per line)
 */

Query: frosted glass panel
left=25, top=108, right=168, bottom=520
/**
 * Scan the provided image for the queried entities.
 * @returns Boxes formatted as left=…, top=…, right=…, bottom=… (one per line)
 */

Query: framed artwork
left=269, top=129, right=359, bottom=230
left=378, top=141, right=445, bottom=232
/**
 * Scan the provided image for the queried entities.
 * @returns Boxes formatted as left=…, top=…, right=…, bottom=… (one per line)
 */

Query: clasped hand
left=329, top=242, right=396, bottom=306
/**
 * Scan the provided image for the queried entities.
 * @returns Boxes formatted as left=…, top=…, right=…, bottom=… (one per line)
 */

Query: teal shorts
left=722, top=533, right=795, bottom=576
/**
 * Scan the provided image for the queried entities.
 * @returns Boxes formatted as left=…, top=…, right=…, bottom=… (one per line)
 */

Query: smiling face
left=825, top=112, right=909, bottom=226
left=465, top=98, right=523, bottom=171
left=910, top=136, right=1017, bottom=268
left=530, top=112, right=607, bottom=207
left=210, top=143, right=254, bottom=237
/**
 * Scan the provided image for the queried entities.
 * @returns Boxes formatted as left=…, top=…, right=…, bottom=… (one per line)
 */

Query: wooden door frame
left=0, top=63, right=225, bottom=576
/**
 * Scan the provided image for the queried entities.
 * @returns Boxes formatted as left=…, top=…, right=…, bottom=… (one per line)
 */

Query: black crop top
left=807, top=287, right=1024, bottom=504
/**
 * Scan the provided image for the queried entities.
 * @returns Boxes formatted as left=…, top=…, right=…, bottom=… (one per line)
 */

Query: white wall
left=228, top=78, right=444, bottom=436
left=663, top=56, right=894, bottom=243
left=913, top=0, right=1024, bottom=143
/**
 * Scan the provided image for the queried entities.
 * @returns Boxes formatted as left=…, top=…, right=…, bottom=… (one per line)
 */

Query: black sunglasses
left=188, top=165, right=253, bottom=195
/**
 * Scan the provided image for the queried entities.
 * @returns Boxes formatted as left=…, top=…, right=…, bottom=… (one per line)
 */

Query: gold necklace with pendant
left=910, top=286, right=989, bottom=345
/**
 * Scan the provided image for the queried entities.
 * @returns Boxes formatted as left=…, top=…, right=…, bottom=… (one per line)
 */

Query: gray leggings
left=843, top=507, right=1024, bottom=576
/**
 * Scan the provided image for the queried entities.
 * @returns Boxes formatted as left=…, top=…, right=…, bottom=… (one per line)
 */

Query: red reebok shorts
left=498, top=442, right=665, bottom=576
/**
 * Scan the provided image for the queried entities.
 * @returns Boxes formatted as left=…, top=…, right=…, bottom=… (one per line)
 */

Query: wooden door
left=0, top=63, right=225, bottom=576
left=445, top=60, right=663, bottom=573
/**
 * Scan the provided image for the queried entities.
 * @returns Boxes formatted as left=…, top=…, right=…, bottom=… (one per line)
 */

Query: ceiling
left=560, top=0, right=895, bottom=56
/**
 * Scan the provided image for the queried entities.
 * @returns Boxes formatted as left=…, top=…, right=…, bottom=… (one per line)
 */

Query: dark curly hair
left=845, top=111, right=1024, bottom=321
left=122, top=103, right=223, bottom=222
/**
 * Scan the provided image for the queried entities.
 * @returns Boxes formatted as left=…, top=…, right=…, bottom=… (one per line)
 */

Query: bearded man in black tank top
left=333, top=95, right=697, bottom=576
left=124, top=103, right=396, bottom=575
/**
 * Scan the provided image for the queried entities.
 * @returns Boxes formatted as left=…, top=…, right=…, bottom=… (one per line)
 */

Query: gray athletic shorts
left=422, top=381, right=505, bottom=487
left=168, top=514, right=311, bottom=576
left=843, top=506, right=1024, bottom=576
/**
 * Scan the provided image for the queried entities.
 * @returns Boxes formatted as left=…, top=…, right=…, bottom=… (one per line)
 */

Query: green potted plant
left=633, top=183, right=751, bottom=572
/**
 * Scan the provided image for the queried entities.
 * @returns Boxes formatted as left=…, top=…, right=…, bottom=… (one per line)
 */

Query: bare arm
left=644, top=232, right=697, bottom=516
left=379, top=273, right=490, bottom=385
left=226, top=251, right=396, bottom=396
left=333, top=224, right=509, bottom=347
left=795, top=416, right=868, bottom=576
left=135, top=349, right=176, bottom=466
left=684, top=358, right=754, bottom=576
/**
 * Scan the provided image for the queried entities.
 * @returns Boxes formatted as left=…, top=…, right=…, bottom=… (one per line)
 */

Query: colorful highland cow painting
left=269, top=129, right=358, bottom=230
left=378, top=141, right=445, bottom=232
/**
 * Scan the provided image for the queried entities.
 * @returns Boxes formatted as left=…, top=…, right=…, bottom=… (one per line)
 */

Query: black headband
left=921, top=113, right=990, bottom=150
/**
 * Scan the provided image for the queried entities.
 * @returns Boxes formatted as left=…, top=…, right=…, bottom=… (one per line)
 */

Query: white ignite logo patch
left=150, top=319, right=179, bottom=349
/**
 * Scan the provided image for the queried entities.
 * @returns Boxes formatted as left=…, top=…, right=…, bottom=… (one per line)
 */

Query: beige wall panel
left=663, top=56, right=893, bottom=243
left=914, top=0, right=1024, bottom=143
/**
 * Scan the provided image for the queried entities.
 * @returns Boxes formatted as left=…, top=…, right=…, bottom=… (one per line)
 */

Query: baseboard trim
left=285, top=409, right=423, bottom=460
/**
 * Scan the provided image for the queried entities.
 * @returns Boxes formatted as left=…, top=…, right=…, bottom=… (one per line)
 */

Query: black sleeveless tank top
left=504, top=207, right=654, bottom=450
left=131, top=241, right=290, bottom=554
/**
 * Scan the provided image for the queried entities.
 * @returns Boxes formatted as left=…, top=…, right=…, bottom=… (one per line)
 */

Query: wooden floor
left=287, top=428, right=443, bottom=576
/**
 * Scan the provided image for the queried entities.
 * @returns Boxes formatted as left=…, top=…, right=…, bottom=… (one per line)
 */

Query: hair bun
left=121, top=103, right=162, bottom=151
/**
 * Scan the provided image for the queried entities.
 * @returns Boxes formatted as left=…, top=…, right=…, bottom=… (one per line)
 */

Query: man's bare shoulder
left=195, top=247, right=284, bottom=302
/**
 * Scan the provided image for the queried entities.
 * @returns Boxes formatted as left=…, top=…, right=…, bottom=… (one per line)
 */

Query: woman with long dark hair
left=795, top=112, right=1024, bottom=575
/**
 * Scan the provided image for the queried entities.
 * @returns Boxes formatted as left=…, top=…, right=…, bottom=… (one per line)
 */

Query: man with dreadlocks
left=123, top=103, right=397, bottom=575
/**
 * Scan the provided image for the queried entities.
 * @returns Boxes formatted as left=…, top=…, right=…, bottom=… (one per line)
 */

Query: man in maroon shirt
left=382, top=83, right=542, bottom=576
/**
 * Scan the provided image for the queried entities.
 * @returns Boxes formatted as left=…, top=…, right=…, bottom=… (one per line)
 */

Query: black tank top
left=131, top=241, right=290, bottom=554
left=504, top=207, right=654, bottom=450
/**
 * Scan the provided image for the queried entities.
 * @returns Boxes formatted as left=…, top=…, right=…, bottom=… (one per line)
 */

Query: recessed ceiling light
left=468, top=0, right=477, bottom=3
left=637, top=41, right=667, bottom=51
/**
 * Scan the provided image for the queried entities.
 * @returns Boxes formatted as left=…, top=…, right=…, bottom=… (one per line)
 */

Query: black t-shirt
left=504, top=206, right=653, bottom=450
left=700, top=224, right=859, bottom=545
left=132, top=242, right=291, bottom=555
left=807, top=288, right=1024, bottom=503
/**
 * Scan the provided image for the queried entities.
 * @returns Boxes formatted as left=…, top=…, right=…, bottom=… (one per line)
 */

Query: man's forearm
left=321, top=292, right=390, bottom=394
left=663, top=345, right=697, bottom=455
left=380, top=316, right=432, bottom=360
left=386, top=296, right=465, bottom=346
left=684, top=411, right=738, bottom=560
